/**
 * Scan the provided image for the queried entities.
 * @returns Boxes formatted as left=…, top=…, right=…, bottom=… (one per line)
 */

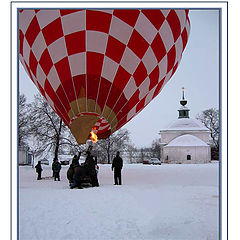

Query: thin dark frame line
left=219, top=7, right=222, bottom=240
left=10, top=3, right=13, bottom=240
left=11, top=1, right=229, bottom=4
left=226, top=2, right=228, bottom=240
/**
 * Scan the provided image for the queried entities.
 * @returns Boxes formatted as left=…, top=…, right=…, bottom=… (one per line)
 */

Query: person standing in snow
left=84, top=151, right=99, bottom=187
left=94, top=156, right=99, bottom=176
left=35, top=161, right=43, bottom=180
left=67, top=152, right=81, bottom=183
left=112, top=151, right=123, bottom=185
left=52, top=158, right=62, bottom=181
left=67, top=152, right=82, bottom=188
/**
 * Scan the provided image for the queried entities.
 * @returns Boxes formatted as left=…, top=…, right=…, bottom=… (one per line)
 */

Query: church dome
left=163, top=118, right=209, bottom=131
left=167, top=134, right=209, bottom=147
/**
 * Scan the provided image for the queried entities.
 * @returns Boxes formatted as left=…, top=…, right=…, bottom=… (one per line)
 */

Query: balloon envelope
left=19, top=9, right=190, bottom=144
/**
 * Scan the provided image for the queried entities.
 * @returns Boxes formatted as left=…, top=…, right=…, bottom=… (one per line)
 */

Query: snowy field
left=19, top=163, right=219, bottom=240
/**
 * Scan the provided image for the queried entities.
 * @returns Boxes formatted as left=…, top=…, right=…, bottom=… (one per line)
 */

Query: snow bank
left=19, top=163, right=219, bottom=240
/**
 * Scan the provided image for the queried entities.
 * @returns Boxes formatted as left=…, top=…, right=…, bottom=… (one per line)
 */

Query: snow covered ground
left=19, top=162, right=219, bottom=240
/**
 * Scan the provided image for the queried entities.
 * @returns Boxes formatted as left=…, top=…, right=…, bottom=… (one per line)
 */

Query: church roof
left=161, top=118, right=209, bottom=132
left=160, top=88, right=210, bottom=133
left=166, top=134, right=209, bottom=147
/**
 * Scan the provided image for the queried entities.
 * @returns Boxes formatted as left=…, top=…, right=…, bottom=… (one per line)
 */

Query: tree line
left=196, top=108, right=219, bottom=160
left=19, top=93, right=140, bottom=164
left=18, top=93, right=219, bottom=163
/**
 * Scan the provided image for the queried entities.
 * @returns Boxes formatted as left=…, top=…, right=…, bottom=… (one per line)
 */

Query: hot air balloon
left=19, top=9, right=190, bottom=144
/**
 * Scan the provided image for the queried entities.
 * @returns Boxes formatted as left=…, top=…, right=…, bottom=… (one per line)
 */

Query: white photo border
left=11, top=1, right=227, bottom=239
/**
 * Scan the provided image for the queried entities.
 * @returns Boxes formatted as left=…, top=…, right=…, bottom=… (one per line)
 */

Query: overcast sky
left=19, top=9, right=219, bottom=148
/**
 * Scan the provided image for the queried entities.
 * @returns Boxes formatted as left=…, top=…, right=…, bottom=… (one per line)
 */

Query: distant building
left=159, top=88, right=211, bottom=164
left=19, top=146, right=33, bottom=165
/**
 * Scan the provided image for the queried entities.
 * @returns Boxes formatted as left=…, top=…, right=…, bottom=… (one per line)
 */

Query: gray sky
left=19, top=10, right=219, bottom=148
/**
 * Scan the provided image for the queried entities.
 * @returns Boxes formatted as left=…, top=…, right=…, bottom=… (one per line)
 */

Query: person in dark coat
left=35, top=161, right=43, bottom=180
left=67, top=152, right=82, bottom=188
left=72, top=165, right=88, bottom=189
left=52, top=158, right=61, bottom=181
left=67, top=152, right=81, bottom=184
left=112, top=151, right=123, bottom=185
left=84, top=151, right=99, bottom=187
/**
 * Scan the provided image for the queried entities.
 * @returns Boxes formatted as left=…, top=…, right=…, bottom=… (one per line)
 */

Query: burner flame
left=89, top=129, right=98, bottom=143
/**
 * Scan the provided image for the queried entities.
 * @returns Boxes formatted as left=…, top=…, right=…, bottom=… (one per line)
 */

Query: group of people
left=67, top=151, right=100, bottom=189
left=35, top=151, right=123, bottom=188
left=35, top=157, right=62, bottom=181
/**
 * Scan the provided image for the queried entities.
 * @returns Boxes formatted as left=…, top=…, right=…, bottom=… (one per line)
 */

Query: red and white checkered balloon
left=19, top=9, right=190, bottom=144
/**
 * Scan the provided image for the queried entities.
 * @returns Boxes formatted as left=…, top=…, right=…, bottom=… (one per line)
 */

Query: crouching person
left=72, top=165, right=88, bottom=189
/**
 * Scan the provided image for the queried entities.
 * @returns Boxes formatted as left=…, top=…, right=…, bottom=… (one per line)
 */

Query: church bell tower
left=178, top=87, right=190, bottom=118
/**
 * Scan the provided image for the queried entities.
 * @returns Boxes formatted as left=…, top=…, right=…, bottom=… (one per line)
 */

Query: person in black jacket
left=35, top=161, right=43, bottom=180
left=112, top=151, right=123, bottom=185
left=52, top=158, right=61, bottom=181
left=84, top=151, right=99, bottom=187
left=72, top=165, right=88, bottom=189
left=67, top=152, right=83, bottom=189
left=67, top=152, right=81, bottom=185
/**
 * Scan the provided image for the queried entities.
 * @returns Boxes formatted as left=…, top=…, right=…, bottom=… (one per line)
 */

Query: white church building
left=159, top=88, right=211, bottom=164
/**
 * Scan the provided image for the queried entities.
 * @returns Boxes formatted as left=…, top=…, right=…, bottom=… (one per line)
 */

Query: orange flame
left=90, top=129, right=98, bottom=143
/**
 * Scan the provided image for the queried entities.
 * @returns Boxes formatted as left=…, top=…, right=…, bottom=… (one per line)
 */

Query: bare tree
left=63, top=130, right=87, bottom=154
left=18, top=94, right=29, bottom=147
left=196, top=108, right=219, bottom=148
left=151, top=139, right=161, bottom=159
left=95, top=128, right=130, bottom=164
left=196, top=108, right=219, bottom=159
left=28, top=93, right=80, bottom=160
left=139, top=147, right=152, bottom=162
left=126, top=144, right=138, bottom=163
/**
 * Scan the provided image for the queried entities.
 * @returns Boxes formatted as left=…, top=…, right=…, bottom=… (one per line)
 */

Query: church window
left=187, top=155, right=191, bottom=160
